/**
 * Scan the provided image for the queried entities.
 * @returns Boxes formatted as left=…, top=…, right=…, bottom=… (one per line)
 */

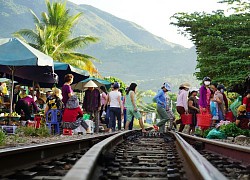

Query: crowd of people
left=1, top=74, right=146, bottom=134
left=153, top=77, right=250, bottom=135
left=1, top=74, right=249, bottom=135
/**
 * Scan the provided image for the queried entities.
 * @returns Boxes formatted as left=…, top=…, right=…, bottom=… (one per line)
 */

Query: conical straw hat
left=180, top=82, right=191, bottom=88
left=84, top=80, right=98, bottom=88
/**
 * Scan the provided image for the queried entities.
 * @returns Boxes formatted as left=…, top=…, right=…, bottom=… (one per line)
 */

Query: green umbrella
left=71, top=77, right=111, bottom=91
left=0, top=38, right=55, bottom=113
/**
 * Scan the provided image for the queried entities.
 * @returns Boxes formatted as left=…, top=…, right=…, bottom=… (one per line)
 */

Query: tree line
left=171, top=0, right=250, bottom=94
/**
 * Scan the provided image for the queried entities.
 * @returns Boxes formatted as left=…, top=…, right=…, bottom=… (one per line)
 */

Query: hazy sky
left=68, top=0, right=228, bottom=48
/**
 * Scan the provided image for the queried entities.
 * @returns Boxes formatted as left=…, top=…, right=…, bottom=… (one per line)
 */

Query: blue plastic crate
left=1, top=125, right=18, bottom=134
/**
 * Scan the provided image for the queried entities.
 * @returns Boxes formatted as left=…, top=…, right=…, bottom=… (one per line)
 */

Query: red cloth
left=62, top=107, right=83, bottom=122
left=236, top=115, right=249, bottom=129
left=243, top=97, right=250, bottom=112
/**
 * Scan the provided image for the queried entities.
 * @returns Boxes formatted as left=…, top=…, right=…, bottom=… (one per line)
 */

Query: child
left=210, top=92, right=219, bottom=127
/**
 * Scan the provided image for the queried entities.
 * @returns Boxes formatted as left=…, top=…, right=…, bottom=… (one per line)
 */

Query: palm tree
left=13, top=0, right=99, bottom=75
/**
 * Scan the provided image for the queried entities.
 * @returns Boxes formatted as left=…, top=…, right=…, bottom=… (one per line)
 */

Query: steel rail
left=178, top=132, right=250, bottom=166
left=0, top=133, right=116, bottom=176
left=63, top=130, right=134, bottom=180
left=173, top=133, right=227, bottom=180
left=64, top=131, right=227, bottom=180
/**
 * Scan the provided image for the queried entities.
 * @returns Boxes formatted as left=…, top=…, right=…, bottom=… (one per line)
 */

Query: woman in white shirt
left=176, top=83, right=190, bottom=132
left=107, top=82, right=123, bottom=132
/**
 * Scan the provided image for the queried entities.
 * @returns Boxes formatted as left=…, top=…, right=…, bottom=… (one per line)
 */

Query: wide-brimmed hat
left=84, top=80, right=98, bottom=88
left=203, top=77, right=211, bottom=81
left=52, top=88, right=62, bottom=98
left=189, top=88, right=199, bottom=93
left=237, top=105, right=246, bottom=112
left=38, top=94, right=47, bottom=104
left=180, top=83, right=191, bottom=88
left=113, top=82, right=120, bottom=89
left=163, top=82, right=171, bottom=91
left=44, top=88, right=52, bottom=93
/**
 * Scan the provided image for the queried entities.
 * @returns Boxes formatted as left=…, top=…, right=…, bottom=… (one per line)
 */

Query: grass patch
left=16, top=126, right=50, bottom=137
left=0, top=130, right=6, bottom=146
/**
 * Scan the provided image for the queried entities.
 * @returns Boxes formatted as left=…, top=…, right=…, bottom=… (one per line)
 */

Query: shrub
left=220, top=123, right=250, bottom=137
left=16, top=126, right=51, bottom=137
left=0, top=130, right=6, bottom=146
left=36, top=127, right=50, bottom=137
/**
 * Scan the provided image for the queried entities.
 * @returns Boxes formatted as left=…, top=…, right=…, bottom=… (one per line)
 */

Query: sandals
left=153, top=125, right=159, bottom=131
left=142, top=129, right=147, bottom=133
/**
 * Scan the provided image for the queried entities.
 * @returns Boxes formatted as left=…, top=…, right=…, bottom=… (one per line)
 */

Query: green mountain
left=0, top=0, right=198, bottom=91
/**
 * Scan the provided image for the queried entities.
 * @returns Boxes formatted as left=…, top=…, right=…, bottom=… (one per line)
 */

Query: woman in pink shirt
left=199, top=77, right=212, bottom=113
left=176, top=83, right=190, bottom=132
left=198, top=77, right=212, bottom=132
left=99, top=86, right=108, bottom=124
left=15, top=91, right=40, bottom=120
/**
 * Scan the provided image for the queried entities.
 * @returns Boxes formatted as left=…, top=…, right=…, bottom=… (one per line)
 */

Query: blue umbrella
left=0, top=38, right=55, bottom=112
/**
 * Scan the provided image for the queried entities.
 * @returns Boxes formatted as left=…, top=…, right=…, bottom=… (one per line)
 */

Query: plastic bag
left=206, top=129, right=226, bottom=139
left=229, top=96, right=242, bottom=117
left=83, top=114, right=90, bottom=120
left=101, top=111, right=106, bottom=118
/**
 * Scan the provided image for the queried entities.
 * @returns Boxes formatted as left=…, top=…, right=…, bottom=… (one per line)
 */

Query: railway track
left=178, top=132, right=250, bottom=179
left=0, top=132, right=117, bottom=179
left=64, top=131, right=227, bottom=180
left=1, top=130, right=248, bottom=179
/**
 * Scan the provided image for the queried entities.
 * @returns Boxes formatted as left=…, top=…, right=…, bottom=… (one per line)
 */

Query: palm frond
left=64, top=12, right=82, bottom=29
left=63, top=36, right=98, bottom=50
left=73, top=52, right=100, bottom=63
left=41, top=12, right=49, bottom=25
left=13, top=29, right=39, bottom=44
left=57, top=52, right=99, bottom=75
left=30, top=9, right=41, bottom=25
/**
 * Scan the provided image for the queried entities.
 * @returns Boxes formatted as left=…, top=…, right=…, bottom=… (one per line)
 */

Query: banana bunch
left=10, top=112, right=21, bottom=117
left=3, top=112, right=21, bottom=117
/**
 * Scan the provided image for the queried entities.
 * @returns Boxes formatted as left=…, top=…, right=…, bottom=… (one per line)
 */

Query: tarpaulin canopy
left=6, top=62, right=89, bottom=88
left=53, top=61, right=89, bottom=87
left=0, top=38, right=56, bottom=112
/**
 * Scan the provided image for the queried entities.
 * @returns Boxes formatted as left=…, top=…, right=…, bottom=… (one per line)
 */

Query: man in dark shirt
left=82, top=80, right=101, bottom=132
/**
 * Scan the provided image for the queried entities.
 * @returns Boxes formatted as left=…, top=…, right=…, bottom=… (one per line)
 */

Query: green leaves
left=13, top=0, right=99, bottom=75
left=171, top=4, right=250, bottom=93
left=0, top=130, right=6, bottom=146
left=220, top=123, right=250, bottom=137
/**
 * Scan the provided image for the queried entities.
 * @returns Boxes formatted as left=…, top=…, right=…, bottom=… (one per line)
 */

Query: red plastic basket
left=63, top=129, right=73, bottom=135
left=27, top=121, right=36, bottom=128
left=197, top=114, right=212, bottom=127
left=181, top=114, right=192, bottom=125
left=34, top=115, right=42, bottom=128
